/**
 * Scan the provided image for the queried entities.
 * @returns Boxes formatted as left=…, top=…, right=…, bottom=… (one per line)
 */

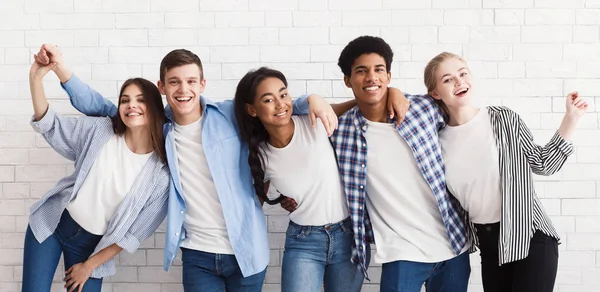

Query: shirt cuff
left=117, top=232, right=141, bottom=254
left=30, top=107, right=57, bottom=134
left=550, top=131, right=575, bottom=156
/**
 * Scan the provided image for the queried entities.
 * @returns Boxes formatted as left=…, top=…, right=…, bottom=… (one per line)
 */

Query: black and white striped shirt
left=469, top=106, right=574, bottom=264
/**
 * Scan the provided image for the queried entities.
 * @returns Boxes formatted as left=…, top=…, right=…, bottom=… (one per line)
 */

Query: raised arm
left=518, top=92, right=587, bottom=175
left=35, top=44, right=118, bottom=117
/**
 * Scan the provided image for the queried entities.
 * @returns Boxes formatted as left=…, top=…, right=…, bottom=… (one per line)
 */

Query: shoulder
left=486, top=106, right=520, bottom=122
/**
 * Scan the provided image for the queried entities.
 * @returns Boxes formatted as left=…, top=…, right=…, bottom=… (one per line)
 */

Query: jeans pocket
left=286, top=223, right=309, bottom=239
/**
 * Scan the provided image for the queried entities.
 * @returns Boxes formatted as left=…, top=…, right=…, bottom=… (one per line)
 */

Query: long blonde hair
left=423, top=52, right=468, bottom=117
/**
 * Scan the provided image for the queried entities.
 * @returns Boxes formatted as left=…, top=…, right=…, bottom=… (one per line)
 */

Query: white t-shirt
left=175, top=118, right=234, bottom=254
left=67, top=134, right=152, bottom=235
left=263, top=115, right=348, bottom=226
left=439, top=108, right=502, bottom=224
left=364, top=121, right=457, bottom=264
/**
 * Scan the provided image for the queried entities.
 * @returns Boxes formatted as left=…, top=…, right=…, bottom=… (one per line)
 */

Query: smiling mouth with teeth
left=175, top=97, right=192, bottom=102
left=126, top=113, right=142, bottom=117
left=455, top=88, right=469, bottom=95
left=364, top=85, right=381, bottom=92
left=274, top=110, right=287, bottom=117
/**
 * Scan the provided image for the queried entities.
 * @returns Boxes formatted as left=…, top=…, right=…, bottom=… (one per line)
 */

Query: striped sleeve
left=515, top=111, right=575, bottom=175
left=117, top=169, right=170, bottom=253
left=30, top=107, right=96, bottom=161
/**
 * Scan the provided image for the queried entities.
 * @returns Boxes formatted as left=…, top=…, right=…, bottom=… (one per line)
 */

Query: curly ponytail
left=234, top=67, right=288, bottom=205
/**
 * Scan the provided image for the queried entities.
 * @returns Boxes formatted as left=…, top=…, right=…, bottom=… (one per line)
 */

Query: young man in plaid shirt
left=331, top=36, right=472, bottom=292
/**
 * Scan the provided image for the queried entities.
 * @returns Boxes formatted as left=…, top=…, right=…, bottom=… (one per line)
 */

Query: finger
left=322, top=116, right=333, bottom=136
left=65, top=267, right=73, bottom=274
left=310, top=112, right=317, bottom=129
left=331, top=113, right=338, bottom=130
left=78, top=282, right=84, bottom=292
left=68, top=282, right=77, bottom=292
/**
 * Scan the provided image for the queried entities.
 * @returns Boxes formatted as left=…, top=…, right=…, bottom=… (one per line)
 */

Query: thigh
left=511, top=231, right=559, bottom=292
left=324, top=227, right=364, bottom=292
left=380, top=260, right=433, bottom=292
left=224, top=265, right=266, bottom=292
left=79, top=277, right=103, bottom=292
left=22, top=225, right=63, bottom=292
left=426, top=253, right=470, bottom=292
left=181, top=248, right=225, bottom=292
left=281, top=230, right=327, bottom=292
left=479, top=247, right=512, bottom=292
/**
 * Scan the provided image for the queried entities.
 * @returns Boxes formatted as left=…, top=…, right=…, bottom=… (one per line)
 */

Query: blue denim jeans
left=181, top=248, right=266, bottom=292
left=281, top=217, right=364, bottom=292
left=379, top=251, right=471, bottom=292
left=22, top=210, right=103, bottom=292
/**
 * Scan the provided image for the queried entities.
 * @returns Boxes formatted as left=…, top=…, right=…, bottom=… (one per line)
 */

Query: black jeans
left=475, top=222, right=558, bottom=292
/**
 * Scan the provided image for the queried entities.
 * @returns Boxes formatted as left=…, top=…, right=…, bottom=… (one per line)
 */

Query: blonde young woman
left=424, top=52, right=587, bottom=292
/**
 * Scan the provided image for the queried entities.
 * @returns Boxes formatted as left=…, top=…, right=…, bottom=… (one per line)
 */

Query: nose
left=366, top=69, right=378, bottom=82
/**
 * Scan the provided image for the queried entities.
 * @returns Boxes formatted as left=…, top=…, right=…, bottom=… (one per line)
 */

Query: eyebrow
left=121, top=94, right=144, bottom=98
left=354, top=64, right=386, bottom=70
left=260, top=87, right=287, bottom=99
left=440, top=67, right=467, bottom=80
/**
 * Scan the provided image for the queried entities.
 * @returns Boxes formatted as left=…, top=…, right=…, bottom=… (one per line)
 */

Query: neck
left=174, top=107, right=202, bottom=126
left=124, top=127, right=153, bottom=154
left=447, top=105, right=480, bottom=126
left=266, top=119, right=295, bottom=148
left=356, top=92, right=389, bottom=123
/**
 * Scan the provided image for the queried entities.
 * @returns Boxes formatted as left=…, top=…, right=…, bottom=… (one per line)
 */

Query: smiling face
left=157, top=63, right=206, bottom=125
left=118, top=84, right=149, bottom=130
left=344, top=53, right=391, bottom=107
left=429, top=57, right=473, bottom=110
left=245, top=77, right=293, bottom=129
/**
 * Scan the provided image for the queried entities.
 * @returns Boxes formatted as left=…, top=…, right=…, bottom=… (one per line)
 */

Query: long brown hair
left=423, top=52, right=468, bottom=117
left=112, top=78, right=167, bottom=164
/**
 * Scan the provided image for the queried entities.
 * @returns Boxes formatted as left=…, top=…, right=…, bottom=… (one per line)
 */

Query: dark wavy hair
left=338, top=35, right=394, bottom=77
left=112, top=78, right=167, bottom=164
left=234, top=67, right=288, bottom=205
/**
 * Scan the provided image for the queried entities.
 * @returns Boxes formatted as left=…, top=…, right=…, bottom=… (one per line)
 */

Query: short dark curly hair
left=337, top=35, right=394, bottom=77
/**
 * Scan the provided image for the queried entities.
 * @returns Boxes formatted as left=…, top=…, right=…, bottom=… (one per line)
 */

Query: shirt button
left=361, top=164, right=365, bottom=168
left=362, top=126, right=366, bottom=130
left=359, top=206, right=363, bottom=210
left=359, top=185, right=364, bottom=189
left=362, top=143, right=366, bottom=147
left=175, top=232, right=179, bottom=236
left=180, top=211, right=184, bottom=214
left=359, top=246, right=363, bottom=250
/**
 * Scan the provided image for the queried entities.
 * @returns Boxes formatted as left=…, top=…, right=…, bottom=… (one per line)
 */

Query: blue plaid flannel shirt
left=330, top=94, right=469, bottom=278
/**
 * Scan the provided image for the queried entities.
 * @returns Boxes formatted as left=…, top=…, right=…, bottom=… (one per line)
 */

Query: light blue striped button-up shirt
left=63, top=75, right=311, bottom=277
left=29, top=107, right=170, bottom=278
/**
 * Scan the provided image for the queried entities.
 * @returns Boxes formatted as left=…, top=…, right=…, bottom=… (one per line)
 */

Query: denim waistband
left=289, top=217, right=351, bottom=233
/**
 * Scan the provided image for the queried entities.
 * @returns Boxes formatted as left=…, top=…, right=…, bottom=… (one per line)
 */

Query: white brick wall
left=1, top=1, right=599, bottom=291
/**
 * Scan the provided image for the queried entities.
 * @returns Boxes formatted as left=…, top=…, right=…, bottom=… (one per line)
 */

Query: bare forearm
left=331, top=99, right=357, bottom=117
left=557, top=113, right=580, bottom=141
left=29, top=75, right=49, bottom=121
left=52, top=63, right=73, bottom=84
left=85, top=244, right=123, bottom=270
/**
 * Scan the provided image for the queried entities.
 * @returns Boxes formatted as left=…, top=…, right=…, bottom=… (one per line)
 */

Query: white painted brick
left=1, top=0, right=25, bottom=13
left=564, top=79, right=600, bottom=96
left=264, top=265, right=280, bottom=283
left=0, top=132, right=34, bottom=148
left=265, top=12, right=293, bottom=27
left=581, top=268, right=600, bottom=285
left=0, top=149, right=29, bottom=165
left=535, top=0, right=585, bottom=8
left=409, top=27, right=438, bottom=44
left=494, top=9, right=526, bottom=25
left=249, top=0, right=297, bottom=11
left=138, top=266, right=182, bottom=283
left=586, top=0, right=600, bottom=7
left=215, top=12, right=265, bottom=27
left=73, top=0, right=101, bottom=12
left=573, top=25, right=600, bottom=42
left=463, top=44, right=511, bottom=61
left=569, top=130, right=600, bottom=147
left=468, top=61, right=498, bottom=78
left=260, top=46, right=309, bottom=63
left=396, top=62, right=428, bottom=79
left=522, top=26, right=573, bottom=43
left=567, top=233, right=600, bottom=250
left=550, top=215, right=575, bottom=232
left=329, top=27, right=381, bottom=45
left=29, top=148, right=71, bottom=165
left=150, top=0, right=199, bottom=12
left=201, top=80, right=238, bottom=99
left=0, top=167, right=14, bottom=183
left=380, top=27, right=410, bottom=44
left=309, top=45, right=344, bottom=63
left=472, top=79, right=513, bottom=97
left=114, top=283, right=160, bottom=292
left=563, top=199, right=600, bottom=215
left=412, top=44, right=463, bottom=61
left=539, top=198, right=561, bottom=215
left=513, top=44, right=562, bottom=61
left=210, top=46, right=259, bottom=63
left=267, top=215, right=289, bottom=232
left=164, top=12, right=214, bottom=28
left=249, top=28, right=279, bottom=45
left=24, top=0, right=73, bottom=13
left=116, top=13, right=164, bottom=29
left=576, top=216, right=600, bottom=232
left=149, top=29, right=197, bottom=47
left=262, top=63, right=323, bottom=80
left=432, top=0, right=482, bottom=8
left=564, top=44, right=600, bottom=61
left=25, top=30, right=74, bottom=47
left=544, top=182, right=596, bottom=198
left=342, top=11, right=392, bottom=26
left=328, top=0, right=383, bottom=10
left=198, top=63, right=221, bottom=80
left=200, top=0, right=248, bottom=11
left=0, top=199, right=25, bottom=216
left=504, top=97, right=553, bottom=112
left=306, top=81, right=333, bottom=98
left=15, top=165, right=66, bottom=182
left=483, top=0, right=534, bottom=8
left=438, top=26, right=470, bottom=43
left=541, top=112, right=597, bottom=130
left=470, top=26, right=521, bottom=43
left=0, top=232, right=25, bottom=248
left=279, top=28, right=328, bottom=45
left=526, top=61, right=577, bottom=78
left=0, top=265, right=13, bottom=282
left=0, top=13, right=38, bottom=30
left=92, top=64, right=142, bottom=81
left=72, top=30, right=99, bottom=47
left=109, top=47, right=164, bottom=64
left=443, top=9, right=494, bottom=25
left=2, top=183, right=28, bottom=199
left=323, top=62, right=345, bottom=80
left=382, top=0, right=431, bottom=8
left=42, top=13, right=115, bottom=29
left=577, top=147, right=600, bottom=163
left=526, top=9, right=575, bottom=24
left=4, top=48, right=30, bottom=65
left=556, top=267, right=583, bottom=285
left=576, top=9, right=600, bottom=24
left=197, top=28, right=248, bottom=45
left=392, top=10, right=444, bottom=26
left=292, top=11, right=342, bottom=27
left=60, top=47, right=109, bottom=65
left=0, top=31, right=25, bottom=48
left=119, top=250, right=147, bottom=266
left=102, top=0, right=151, bottom=12
left=99, top=30, right=148, bottom=47
left=297, top=0, right=327, bottom=10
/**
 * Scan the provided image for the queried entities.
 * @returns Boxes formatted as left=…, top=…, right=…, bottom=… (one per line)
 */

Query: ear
left=198, top=78, right=207, bottom=93
left=246, top=104, right=257, bottom=118
left=385, top=71, right=391, bottom=85
left=344, top=76, right=352, bottom=88
left=157, top=80, right=165, bottom=95
left=430, top=90, right=441, bottom=100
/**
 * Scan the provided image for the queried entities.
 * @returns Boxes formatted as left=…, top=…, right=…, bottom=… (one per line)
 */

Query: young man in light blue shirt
left=36, top=44, right=339, bottom=291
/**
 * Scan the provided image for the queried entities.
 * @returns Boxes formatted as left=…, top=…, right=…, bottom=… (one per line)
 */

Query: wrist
left=564, top=112, right=581, bottom=121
